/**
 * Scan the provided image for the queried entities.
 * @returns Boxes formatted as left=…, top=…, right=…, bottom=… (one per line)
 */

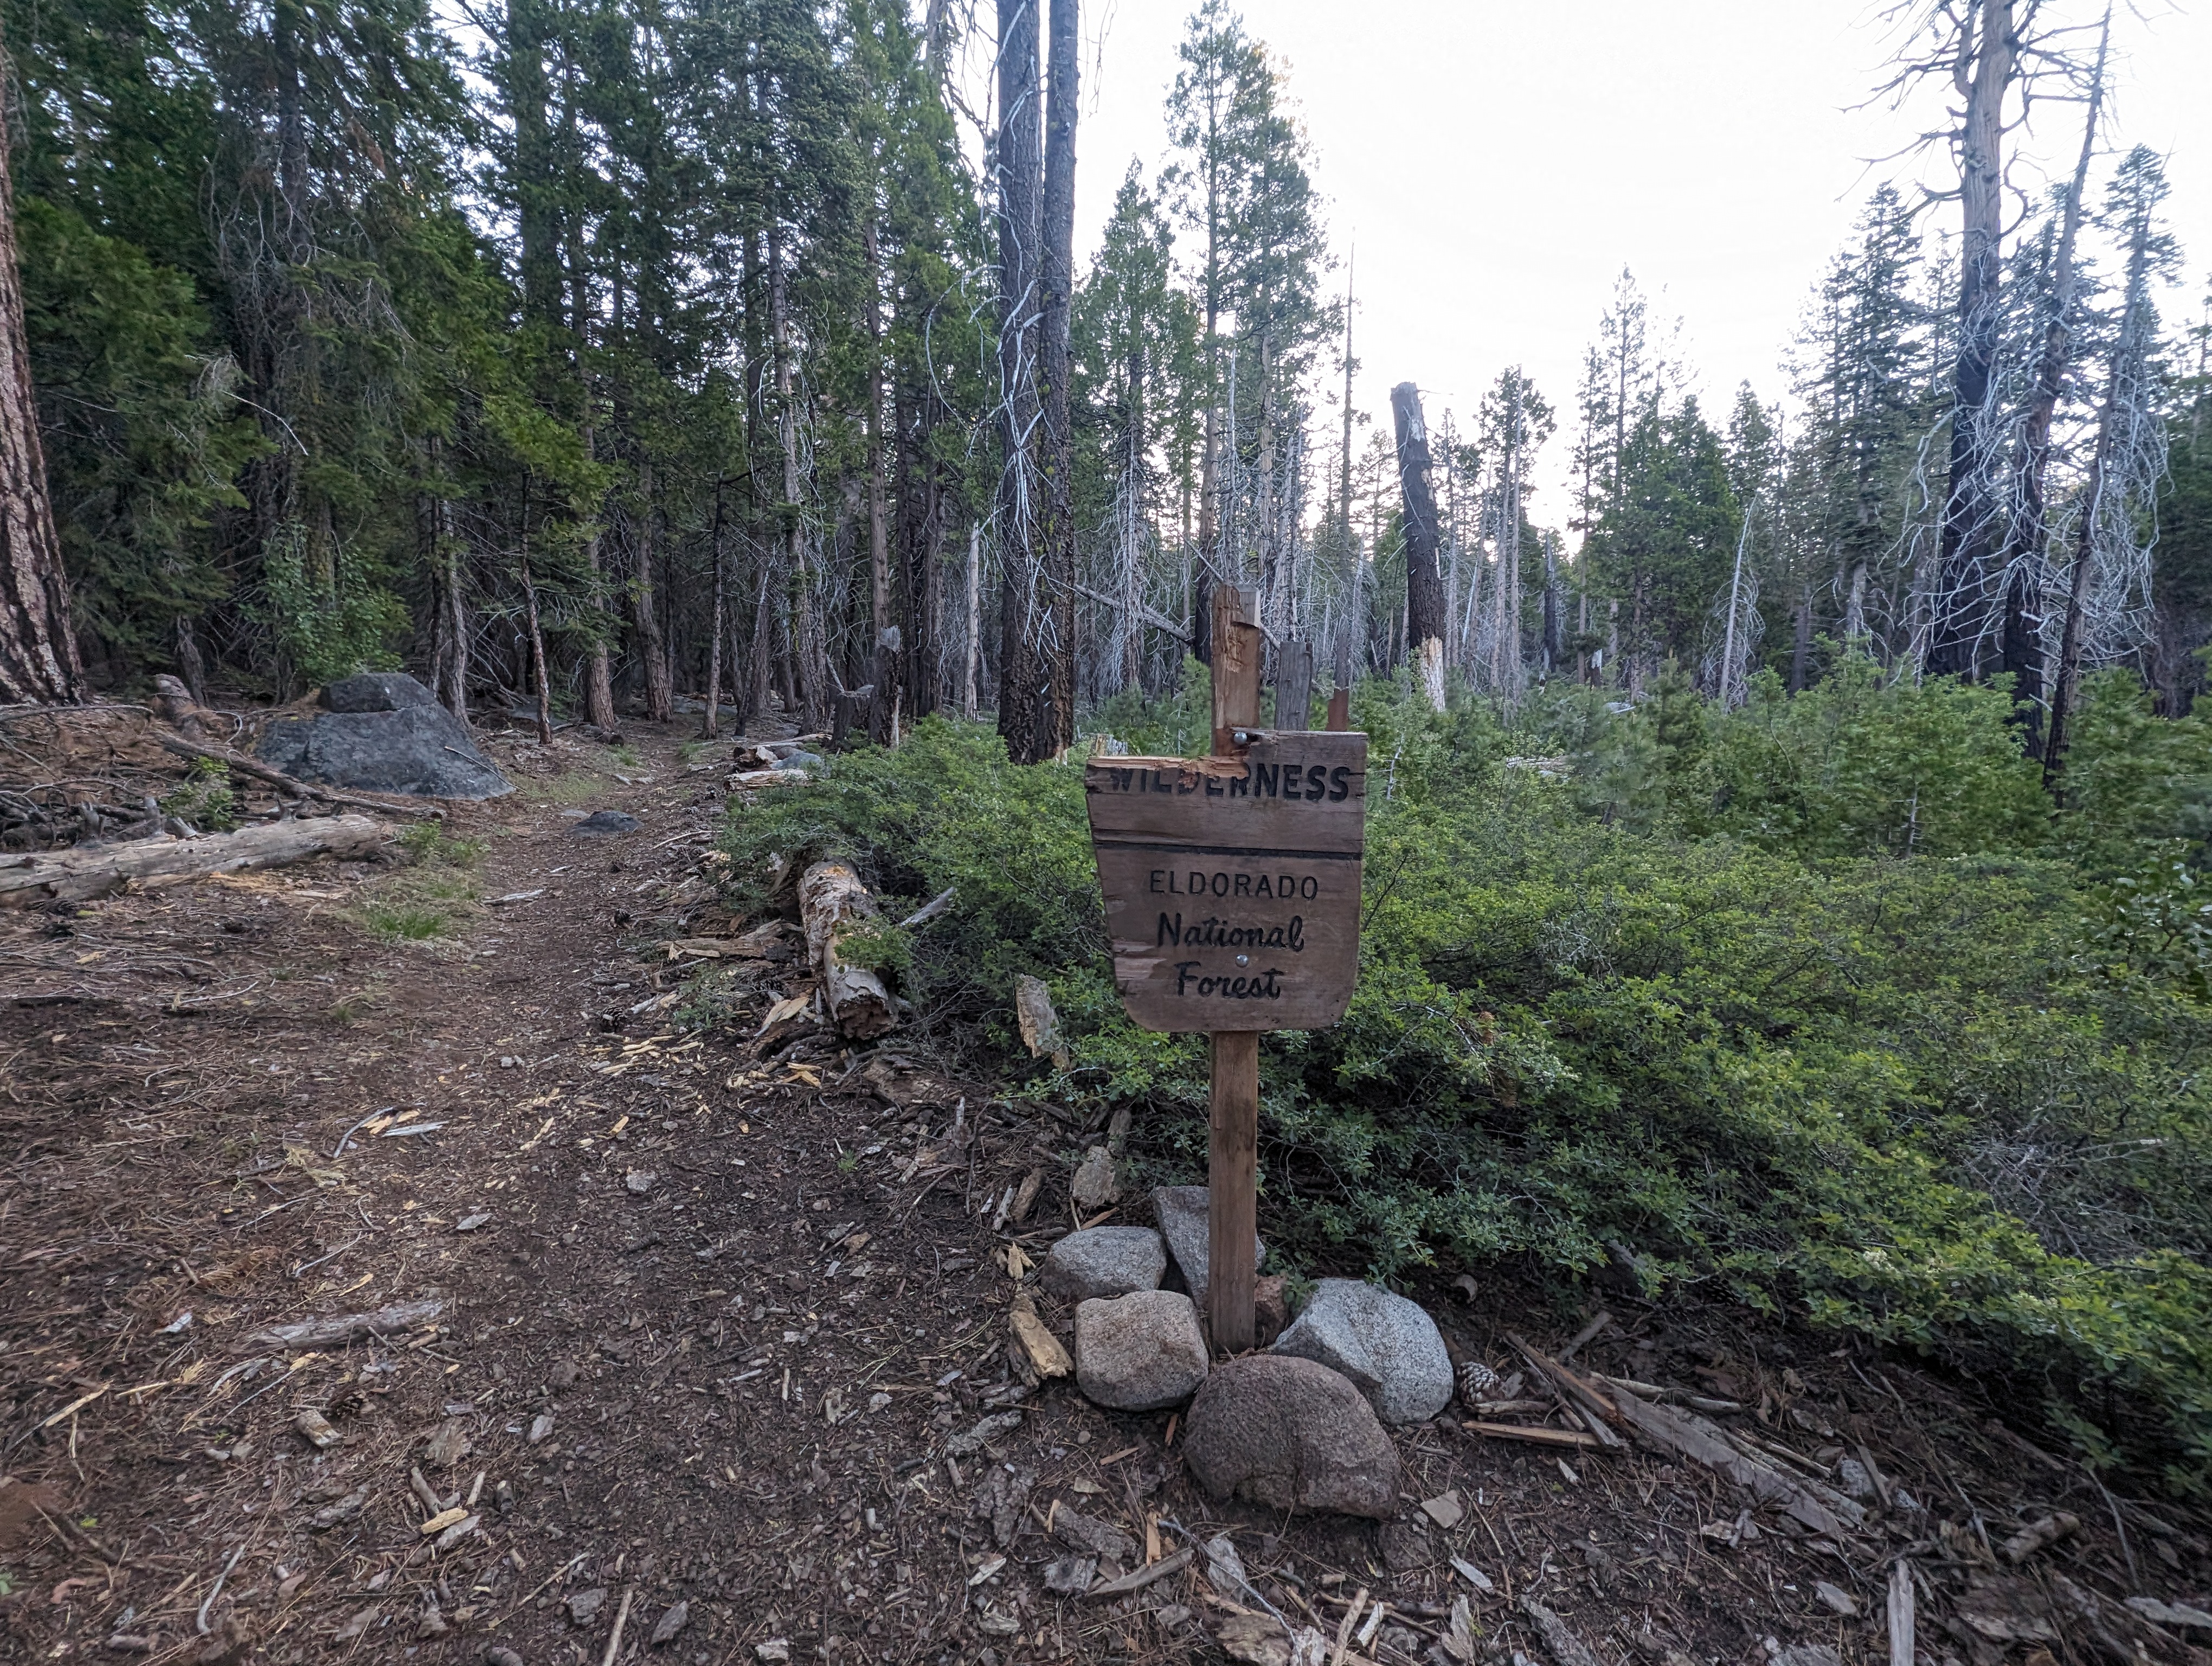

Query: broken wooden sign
left=1084, top=728, right=1367, bottom=1033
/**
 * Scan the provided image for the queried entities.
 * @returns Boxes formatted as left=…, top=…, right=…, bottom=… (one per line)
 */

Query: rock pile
left=1048, top=1187, right=1461, bottom=1521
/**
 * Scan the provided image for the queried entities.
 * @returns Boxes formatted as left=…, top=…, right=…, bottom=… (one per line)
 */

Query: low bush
left=721, top=671, right=2212, bottom=1496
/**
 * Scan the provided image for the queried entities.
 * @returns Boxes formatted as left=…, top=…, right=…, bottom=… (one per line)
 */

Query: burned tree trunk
left=1036, top=0, right=1079, bottom=759
left=1390, top=382, right=1448, bottom=713
left=994, top=0, right=1045, bottom=760
left=0, top=60, right=82, bottom=707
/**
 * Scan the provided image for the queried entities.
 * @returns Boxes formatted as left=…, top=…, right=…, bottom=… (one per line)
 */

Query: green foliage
left=355, top=819, right=483, bottom=941
left=1606, top=658, right=2051, bottom=858
left=2055, top=671, right=2212, bottom=872
left=728, top=677, right=2212, bottom=1495
left=249, top=522, right=410, bottom=690
left=158, top=757, right=237, bottom=831
left=18, top=197, right=260, bottom=664
left=719, top=718, right=1103, bottom=1047
left=396, top=823, right=486, bottom=867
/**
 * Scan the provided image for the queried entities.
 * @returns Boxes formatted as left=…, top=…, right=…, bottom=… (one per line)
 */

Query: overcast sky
left=954, top=0, right=2211, bottom=531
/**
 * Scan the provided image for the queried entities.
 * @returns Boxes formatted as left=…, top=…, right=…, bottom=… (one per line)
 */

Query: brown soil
left=3, top=717, right=2209, bottom=1666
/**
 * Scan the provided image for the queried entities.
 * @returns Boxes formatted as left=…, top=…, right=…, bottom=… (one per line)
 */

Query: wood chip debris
left=1086, top=1545, right=1192, bottom=1599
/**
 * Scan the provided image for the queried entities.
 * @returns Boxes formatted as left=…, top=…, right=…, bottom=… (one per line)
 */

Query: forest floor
left=2, top=717, right=2209, bottom=1666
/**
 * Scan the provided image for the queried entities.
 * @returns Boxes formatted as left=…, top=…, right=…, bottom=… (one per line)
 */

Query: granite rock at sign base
left=1179, top=1354, right=1401, bottom=1520
left=1150, top=1185, right=1264, bottom=1306
left=1072, top=1289, right=1208, bottom=1411
left=1041, top=1226, right=1166, bottom=1303
left=1270, top=1277, right=1455, bottom=1425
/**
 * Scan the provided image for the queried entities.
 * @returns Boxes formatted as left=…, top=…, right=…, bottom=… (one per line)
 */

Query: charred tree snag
left=1391, top=383, right=1448, bottom=713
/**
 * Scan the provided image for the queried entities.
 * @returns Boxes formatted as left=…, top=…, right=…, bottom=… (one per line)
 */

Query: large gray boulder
left=1073, top=1290, right=1208, bottom=1411
left=1150, top=1185, right=1262, bottom=1308
left=1042, top=1227, right=1165, bottom=1303
left=259, top=673, right=510, bottom=799
left=321, top=671, right=438, bottom=713
left=1271, top=1278, right=1454, bottom=1425
left=1180, top=1354, right=1401, bottom=1519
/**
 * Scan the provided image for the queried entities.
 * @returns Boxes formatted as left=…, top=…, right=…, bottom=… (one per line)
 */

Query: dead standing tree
left=1390, top=383, right=1448, bottom=713
left=1880, top=0, right=2104, bottom=681
left=993, top=0, right=1045, bottom=761
left=1995, top=8, right=2108, bottom=745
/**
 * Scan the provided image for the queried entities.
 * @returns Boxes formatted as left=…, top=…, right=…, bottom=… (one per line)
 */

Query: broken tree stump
left=799, top=859, right=898, bottom=1039
left=0, top=813, right=389, bottom=907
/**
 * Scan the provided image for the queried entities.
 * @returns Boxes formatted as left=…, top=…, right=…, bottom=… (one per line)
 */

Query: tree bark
left=1036, top=0, right=1078, bottom=759
left=963, top=522, right=982, bottom=719
left=800, top=860, right=898, bottom=1039
left=768, top=216, right=825, bottom=732
left=994, top=0, right=1044, bottom=758
left=0, top=815, right=389, bottom=907
left=1390, top=382, right=1448, bottom=712
left=2046, top=158, right=2153, bottom=796
left=703, top=478, right=726, bottom=738
left=1928, top=0, right=2018, bottom=680
left=0, top=53, right=83, bottom=707
left=1999, top=14, right=2107, bottom=748
left=631, top=460, right=672, bottom=722
left=864, top=223, right=897, bottom=744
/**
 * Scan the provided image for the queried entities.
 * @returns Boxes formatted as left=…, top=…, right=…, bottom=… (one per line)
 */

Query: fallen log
left=800, top=860, right=897, bottom=1039
left=0, top=814, right=390, bottom=907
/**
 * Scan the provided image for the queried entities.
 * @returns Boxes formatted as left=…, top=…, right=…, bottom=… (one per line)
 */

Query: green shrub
left=158, top=755, right=237, bottom=831
left=722, top=685, right=2212, bottom=1496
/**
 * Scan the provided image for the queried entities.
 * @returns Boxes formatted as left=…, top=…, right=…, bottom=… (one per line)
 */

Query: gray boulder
left=321, top=671, right=438, bottom=713
left=1180, top=1354, right=1401, bottom=1519
left=1073, top=1289, right=1208, bottom=1411
left=1042, top=1226, right=1165, bottom=1303
left=1271, top=1278, right=1454, bottom=1425
left=258, top=672, right=510, bottom=799
left=1150, top=1185, right=1263, bottom=1308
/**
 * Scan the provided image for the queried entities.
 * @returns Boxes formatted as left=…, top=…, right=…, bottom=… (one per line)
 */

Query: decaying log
left=800, top=859, right=897, bottom=1039
left=0, top=813, right=389, bottom=906
left=1609, top=1384, right=1864, bottom=1537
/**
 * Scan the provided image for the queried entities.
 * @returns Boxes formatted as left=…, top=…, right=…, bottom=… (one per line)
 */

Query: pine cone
left=1456, top=1357, right=1501, bottom=1405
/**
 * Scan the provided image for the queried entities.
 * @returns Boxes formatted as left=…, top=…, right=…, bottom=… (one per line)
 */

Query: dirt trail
left=3, top=722, right=2208, bottom=1666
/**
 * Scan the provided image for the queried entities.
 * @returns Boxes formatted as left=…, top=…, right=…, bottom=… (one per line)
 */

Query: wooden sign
left=1084, top=730, right=1367, bottom=1032
left=1087, top=585, right=1364, bottom=1355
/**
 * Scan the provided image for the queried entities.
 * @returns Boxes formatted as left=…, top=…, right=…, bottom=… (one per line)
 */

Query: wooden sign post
left=1084, top=587, right=1366, bottom=1351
